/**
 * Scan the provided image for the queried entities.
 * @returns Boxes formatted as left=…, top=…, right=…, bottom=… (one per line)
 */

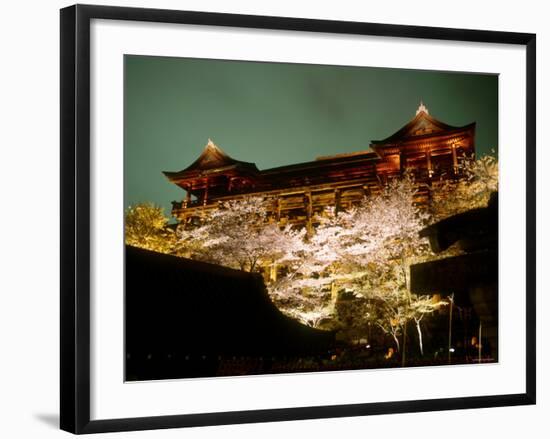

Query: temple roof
left=370, top=102, right=475, bottom=147
left=163, top=139, right=259, bottom=181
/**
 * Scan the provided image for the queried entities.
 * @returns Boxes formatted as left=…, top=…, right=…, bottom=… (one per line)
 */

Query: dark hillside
left=125, top=245, right=334, bottom=380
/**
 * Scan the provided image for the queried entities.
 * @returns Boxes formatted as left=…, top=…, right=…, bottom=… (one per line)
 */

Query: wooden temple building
left=164, top=103, right=476, bottom=227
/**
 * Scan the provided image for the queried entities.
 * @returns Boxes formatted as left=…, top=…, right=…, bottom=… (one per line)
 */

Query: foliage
left=124, top=203, right=176, bottom=253
left=431, top=153, right=498, bottom=221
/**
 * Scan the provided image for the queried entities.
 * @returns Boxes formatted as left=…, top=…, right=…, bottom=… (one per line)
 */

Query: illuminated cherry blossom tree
left=269, top=176, right=438, bottom=339
left=287, top=176, right=447, bottom=356
left=177, top=196, right=305, bottom=272
left=432, top=153, right=498, bottom=221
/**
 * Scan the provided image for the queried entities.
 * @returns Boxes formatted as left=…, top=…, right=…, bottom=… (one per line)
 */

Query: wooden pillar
left=334, top=188, right=341, bottom=215
left=262, top=268, right=270, bottom=284
left=426, top=150, right=433, bottom=178
left=270, top=263, right=278, bottom=282
left=331, top=281, right=338, bottom=302
left=305, top=192, right=313, bottom=234
left=362, top=185, right=370, bottom=198
left=399, top=152, right=405, bottom=175
left=203, top=179, right=209, bottom=206
left=276, top=197, right=282, bottom=222
left=451, top=144, right=458, bottom=175
left=185, top=189, right=191, bottom=207
left=228, top=177, right=233, bottom=192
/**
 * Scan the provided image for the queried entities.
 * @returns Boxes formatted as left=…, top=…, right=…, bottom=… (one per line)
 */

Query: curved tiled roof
left=370, top=106, right=475, bottom=146
left=163, top=139, right=258, bottom=181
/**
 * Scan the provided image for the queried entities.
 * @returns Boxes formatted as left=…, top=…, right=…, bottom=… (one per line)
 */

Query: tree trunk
left=392, top=332, right=400, bottom=353
left=401, top=322, right=407, bottom=367
left=402, top=259, right=410, bottom=367
left=448, top=294, right=454, bottom=365
left=478, top=322, right=482, bottom=363
left=415, top=319, right=424, bottom=356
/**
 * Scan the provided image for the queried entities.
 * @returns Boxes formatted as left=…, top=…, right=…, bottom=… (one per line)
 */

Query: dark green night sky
left=124, top=55, right=498, bottom=215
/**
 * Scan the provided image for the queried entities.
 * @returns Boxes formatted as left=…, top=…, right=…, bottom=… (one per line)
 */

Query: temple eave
left=164, top=165, right=259, bottom=181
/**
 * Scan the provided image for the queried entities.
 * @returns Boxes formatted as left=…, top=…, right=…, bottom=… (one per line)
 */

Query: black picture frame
left=60, top=4, right=536, bottom=434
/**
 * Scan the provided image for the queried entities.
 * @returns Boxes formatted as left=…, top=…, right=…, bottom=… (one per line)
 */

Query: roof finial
left=416, top=100, right=429, bottom=115
left=206, top=138, right=217, bottom=149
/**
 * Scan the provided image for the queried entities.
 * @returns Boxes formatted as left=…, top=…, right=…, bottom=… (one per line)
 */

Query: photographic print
left=123, top=55, right=499, bottom=382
